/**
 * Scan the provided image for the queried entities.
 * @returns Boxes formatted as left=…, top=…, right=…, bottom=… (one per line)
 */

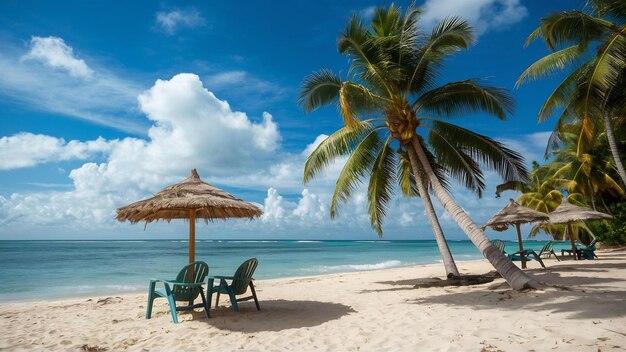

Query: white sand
left=1, top=250, right=625, bottom=351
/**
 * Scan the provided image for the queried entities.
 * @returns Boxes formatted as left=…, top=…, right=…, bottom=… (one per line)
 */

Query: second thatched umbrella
left=116, top=169, right=263, bottom=264
left=484, top=199, right=549, bottom=269
left=547, top=198, right=612, bottom=260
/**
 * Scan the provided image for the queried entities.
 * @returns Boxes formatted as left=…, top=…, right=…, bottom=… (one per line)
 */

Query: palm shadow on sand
left=186, top=299, right=355, bottom=332
left=402, top=259, right=626, bottom=320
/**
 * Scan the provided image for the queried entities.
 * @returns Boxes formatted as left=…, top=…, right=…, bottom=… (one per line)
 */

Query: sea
left=0, top=239, right=571, bottom=302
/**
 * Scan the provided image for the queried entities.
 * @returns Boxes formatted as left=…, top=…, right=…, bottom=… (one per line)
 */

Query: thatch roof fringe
left=483, top=199, right=549, bottom=232
left=116, top=169, right=262, bottom=224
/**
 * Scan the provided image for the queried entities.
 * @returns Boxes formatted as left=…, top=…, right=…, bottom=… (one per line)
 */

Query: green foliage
left=592, top=201, right=626, bottom=246
left=300, top=4, right=527, bottom=234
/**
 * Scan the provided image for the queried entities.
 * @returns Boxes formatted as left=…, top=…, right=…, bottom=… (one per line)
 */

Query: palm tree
left=303, top=120, right=461, bottom=277
left=300, top=5, right=537, bottom=289
left=517, top=0, right=626, bottom=185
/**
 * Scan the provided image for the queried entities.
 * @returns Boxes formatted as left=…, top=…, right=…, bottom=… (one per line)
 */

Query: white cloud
left=204, top=70, right=286, bottom=106
left=22, top=36, right=94, bottom=78
left=261, top=188, right=287, bottom=224
left=292, top=189, right=326, bottom=221
left=0, top=74, right=285, bottom=232
left=497, top=131, right=551, bottom=166
left=420, top=0, right=528, bottom=36
left=0, top=133, right=111, bottom=170
left=0, top=37, right=144, bottom=133
left=359, top=6, right=377, bottom=19
left=156, top=9, right=206, bottom=35
left=0, top=65, right=549, bottom=241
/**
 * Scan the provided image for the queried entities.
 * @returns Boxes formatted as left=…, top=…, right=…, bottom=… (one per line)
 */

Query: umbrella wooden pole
left=568, top=223, right=577, bottom=260
left=189, top=210, right=196, bottom=264
left=515, top=223, right=527, bottom=269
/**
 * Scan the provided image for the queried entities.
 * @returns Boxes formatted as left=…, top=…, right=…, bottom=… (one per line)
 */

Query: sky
left=0, top=0, right=580, bottom=240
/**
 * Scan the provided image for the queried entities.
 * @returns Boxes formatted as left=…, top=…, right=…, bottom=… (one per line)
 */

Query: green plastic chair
left=208, top=258, right=260, bottom=312
left=561, top=239, right=598, bottom=260
left=492, top=240, right=506, bottom=254
left=537, top=241, right=560, bottom=261
left=578, top=239, right=599, bottom=259
left=508, top=249, right=546, bottom=268
left=146, top=261, right=210, bottom=324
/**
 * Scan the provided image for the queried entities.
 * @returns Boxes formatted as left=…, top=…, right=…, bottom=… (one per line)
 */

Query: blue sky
left=0, top=0, right=578, bottom=240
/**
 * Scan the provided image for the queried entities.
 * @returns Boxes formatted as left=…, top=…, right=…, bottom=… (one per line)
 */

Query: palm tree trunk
left=410, top=137, right=540, bottom=290
left=406, top=145, right=460, bottom=278
left=604, top=113, right=626, bottom=186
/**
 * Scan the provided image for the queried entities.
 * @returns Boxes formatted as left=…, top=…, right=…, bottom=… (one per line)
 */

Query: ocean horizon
left=0, top=239, right=572, bottom=302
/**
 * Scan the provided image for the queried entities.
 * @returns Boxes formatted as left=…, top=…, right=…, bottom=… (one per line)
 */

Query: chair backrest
left=539, top=241, right=553, bottom=254
left=173, top=261, right=209, bottom=302
left=492, top=240, right=506, bottom=254
left=587, top=238, right=597, bottom=249
left=231, top=258, right=258, bottom=295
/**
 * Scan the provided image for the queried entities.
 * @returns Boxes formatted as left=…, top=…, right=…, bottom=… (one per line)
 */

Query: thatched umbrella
left=483, top=199, right=549, bottom=269
left=117, top=169, right=262, bottom=264
left=547, top=198, right=612, bottom=260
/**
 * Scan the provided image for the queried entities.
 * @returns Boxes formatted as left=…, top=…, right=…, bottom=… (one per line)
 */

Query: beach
left=1, top=250, right=625, bottom=351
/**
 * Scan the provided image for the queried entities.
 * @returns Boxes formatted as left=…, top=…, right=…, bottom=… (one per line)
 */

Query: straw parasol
left=547, top=198, right=612, bottom=260
left=483, top=199, right=549, bottom=268
left=116, top=169, right=262, bottom=264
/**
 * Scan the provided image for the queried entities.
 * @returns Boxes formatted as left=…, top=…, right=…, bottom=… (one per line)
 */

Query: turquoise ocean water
left=0, top=239, right=570, bottom=301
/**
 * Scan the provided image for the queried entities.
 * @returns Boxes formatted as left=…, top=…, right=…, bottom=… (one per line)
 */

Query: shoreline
left=0, top=258, right=474, bottom=304
left=2, top=251, right=625, bottom=351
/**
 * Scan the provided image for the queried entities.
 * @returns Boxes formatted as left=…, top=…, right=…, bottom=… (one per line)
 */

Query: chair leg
left=164, top=283, right=178, bottom=324
left=199, top=288, right=210, bottom=319
left=215, top=291, right=221, bottom=308
left=226, top=287, right=239, bottom=312
left=250, top=282, right=260, bottom=310
left=146, top=281, right=156, bottom=319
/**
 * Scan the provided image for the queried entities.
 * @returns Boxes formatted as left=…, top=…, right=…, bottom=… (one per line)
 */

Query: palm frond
left=532, top=10, right=613, bottom=50
left=367, top=137, right=397, bottom=235
left=304, top=121, right=374, bottom=184
left=299, top=69, right=342, bottom=113
left=406, top=17, right=473, bottom=95
left=426, top=120, right=530, bottom=184
left=516, top=45, right=585, bottom=87
left=426, top=126, right=486, bottom=197
left=398, top=150, right=420, bottom=197
left=415, top=80, right=514, bottom=119
left=329, top=128, right=385, bottom=218
left=537, top=63, right=590, bottom=122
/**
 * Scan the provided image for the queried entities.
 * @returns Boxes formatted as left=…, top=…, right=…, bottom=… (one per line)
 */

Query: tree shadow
left=408, top=285, right=626, bottom=320
left=367, top=258, right=626, bottom=320
left=185, top=300, right=355, bottom=332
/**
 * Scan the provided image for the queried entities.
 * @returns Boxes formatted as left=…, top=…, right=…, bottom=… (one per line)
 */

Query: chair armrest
left=209, top=275, right=235, bottom=280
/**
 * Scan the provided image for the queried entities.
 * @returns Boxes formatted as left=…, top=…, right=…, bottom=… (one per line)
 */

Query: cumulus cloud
left=0, top=67, right=548, bottom=241
left=0, top=37, right=144, bottom=133
left=22, top=36, right=94, bottom=78
left=0, top=133, right=111, bottom=170
left=0, top=74, right=286, bottom=232
left=156, top=9, right=206, bottom=34
left=420, top=0, right=528, bottom=36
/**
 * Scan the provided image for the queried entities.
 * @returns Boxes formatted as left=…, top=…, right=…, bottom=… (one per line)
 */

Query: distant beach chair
left=562, top=239, right=598, bottom=260
left=507, top=249, right=546, bottom=268
left=208, top=258, right=260, bottom=312
left=537, top=241, right=560, bottom=261
left=146, top=261, right=210, bottom=324
left=492, top=240, right=506, bottom=254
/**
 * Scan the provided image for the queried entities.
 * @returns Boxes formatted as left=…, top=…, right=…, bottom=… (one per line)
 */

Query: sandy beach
left=1, top=250, right=625, bottom=351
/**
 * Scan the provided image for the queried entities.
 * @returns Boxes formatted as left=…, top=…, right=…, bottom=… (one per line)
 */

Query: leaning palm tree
left=517, top=0, right=626, bottom=185
left=300, top=5, right=537, bottom=289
